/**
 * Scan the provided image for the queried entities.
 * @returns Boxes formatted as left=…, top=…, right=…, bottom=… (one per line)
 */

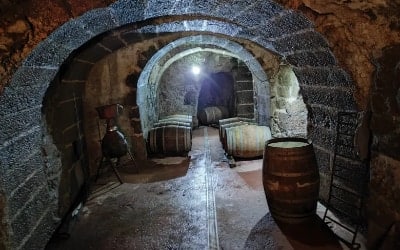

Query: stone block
left=7, top=169, right=48, bottom=220
left=0, top=107, right=41, bottom=143
left=8, top=66, right=58, bottom=88
left=333, top=157, right=367, bottom=193
left=52, top=99, right=82, bottom=133
left=110, top=0, right=145, bottom=25
left=46, top=20, right=93, bottom=50
left=313, top=146, right=331, bottom=175
left=0, top=83, right=48, bottom=117
left=61, top=59, right=93, bottom=81
left=98, top=32, right=126, bottom=52
left=263, top=10, right=312, bottom=39
left=301, top=85, right=357, bottom=110
left=23, top=38, right=72, bottom=67
left=319, top=172, right=331, bottom=203
left=0, top=128, right=41, bottom=170
left=235, top=80, right=253, bottom=91
left=236, top=90, right=253, bottom=104
left=0, top=152, right=44, bottom=195
left=308, top=104, right=338, bottom=130
left=293, top=66, right=352, bottom=87
left=286, top=49, right=336, bottom=67
left=144, top=0, right=184, bottom=18
left=234, top=0, right=280, bottom=28
left=186, top=0, right=221, bottom=15
left=273, top=31, right=329, bottom=54
left=236, top=104, right=254, bottom=116
left=10, top=185, right=51, bottom=247
left=309, top=126, right=335, bottom=152
left=78, top=8, right=118, bottom=36
left=19, top=209, right=58, bottom=250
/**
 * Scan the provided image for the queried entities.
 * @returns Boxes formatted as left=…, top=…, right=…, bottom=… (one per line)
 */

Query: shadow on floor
left=96, top=156, right=191, bottom=184
left=244, top=213, right=344, bottom=250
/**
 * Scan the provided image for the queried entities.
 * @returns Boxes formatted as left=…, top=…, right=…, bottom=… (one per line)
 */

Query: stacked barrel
left=219, top=117, right=271, bottom=158
left=198, top=106, right=229, bottom=125
left=147, top=115, right=193, bottom=156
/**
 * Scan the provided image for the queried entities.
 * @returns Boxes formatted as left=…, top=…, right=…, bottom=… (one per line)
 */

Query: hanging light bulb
left=192, top=65, right=201, bottom=75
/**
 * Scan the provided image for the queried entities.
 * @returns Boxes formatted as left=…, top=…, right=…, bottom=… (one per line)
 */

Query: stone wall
left=275, top=0, right=400, bottom=247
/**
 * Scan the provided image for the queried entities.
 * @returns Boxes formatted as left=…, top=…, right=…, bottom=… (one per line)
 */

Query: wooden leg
left=107, top=157, right=123, bottom=184
left=95, top=156, right=105, bottom=182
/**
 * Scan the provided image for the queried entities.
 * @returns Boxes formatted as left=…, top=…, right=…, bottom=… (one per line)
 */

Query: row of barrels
left=219, top=117, right=271, bottom=159
left=218, top=117, right=320, bottom=223
left=147, top=115, right=193, bottom=156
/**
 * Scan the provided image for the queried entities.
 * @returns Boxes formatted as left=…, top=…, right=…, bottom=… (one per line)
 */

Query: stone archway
left=0, top=1, right=357, bottom=248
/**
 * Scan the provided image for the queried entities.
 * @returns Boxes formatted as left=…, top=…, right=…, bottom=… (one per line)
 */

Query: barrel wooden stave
left=148, top=125, right=192, bottom=155
left=262, top=137, right=320, bottom=223
left=219, top=121, right=248, bottom=149
left=158, top=115, right=193, bottom=128
left=225, top=124, right=271, bottom=158
left=153, top=121, right=191, bottom=128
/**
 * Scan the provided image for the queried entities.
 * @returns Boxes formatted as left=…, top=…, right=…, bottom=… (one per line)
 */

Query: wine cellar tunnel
left=0, top=0, right=399, bottom=249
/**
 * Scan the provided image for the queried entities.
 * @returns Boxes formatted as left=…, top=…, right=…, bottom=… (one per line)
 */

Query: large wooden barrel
left=262, top=137, right=320, bottom=224
left=218, top=117, right=255, bottom=138
left=148, top=126, right=192, bottom=155
left=225, top=124, right=271, bottom=158
left=198, top=106, right=229, bottom=125
left=219, top=121, right=248, bottom=149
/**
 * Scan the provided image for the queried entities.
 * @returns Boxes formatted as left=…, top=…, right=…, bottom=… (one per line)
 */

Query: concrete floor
left=46, top=127, right=366, bottom=250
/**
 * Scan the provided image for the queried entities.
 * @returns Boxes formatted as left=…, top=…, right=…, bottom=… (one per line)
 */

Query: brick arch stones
left=137, top=35, right=270, bottom=138
left=0, top=0, right=357, bottom=249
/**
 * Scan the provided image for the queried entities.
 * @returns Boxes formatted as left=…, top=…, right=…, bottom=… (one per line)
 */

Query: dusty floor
left=46, top=127, right=366, bottom=250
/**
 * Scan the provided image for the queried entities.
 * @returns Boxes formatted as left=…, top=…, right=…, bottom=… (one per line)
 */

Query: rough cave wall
left=0, top=0, right=368, bottom=249
left=0, top=0, right=116, bottom=94
left=275, top=0, right=400, bottom=247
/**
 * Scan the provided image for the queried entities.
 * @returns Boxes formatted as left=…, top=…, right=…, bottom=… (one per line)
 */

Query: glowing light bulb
left=192, top=66, right=201, bottom=75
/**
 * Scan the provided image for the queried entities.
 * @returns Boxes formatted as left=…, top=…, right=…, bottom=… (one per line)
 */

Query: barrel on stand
left=225, top=124, right=271, bottom=158
left=262, top=137, right=320, bottom=223
left=147, top=125, right=192, bottom=156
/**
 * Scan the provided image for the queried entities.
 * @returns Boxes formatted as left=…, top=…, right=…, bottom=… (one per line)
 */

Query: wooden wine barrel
left=198, top=106, right=229, bottom=125
left=147, top=125, right=192, bottom=155
left=219, top=118, right=256, bottom=142
left=219, top=121, right=248, bottom=149
left=225, top=124, right=271, bottom=158
left=262, top=137, right=320, bottom=224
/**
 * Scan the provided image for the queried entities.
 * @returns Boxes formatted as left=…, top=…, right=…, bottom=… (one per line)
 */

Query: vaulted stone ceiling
left=276, top=0, right=400, bottom=108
